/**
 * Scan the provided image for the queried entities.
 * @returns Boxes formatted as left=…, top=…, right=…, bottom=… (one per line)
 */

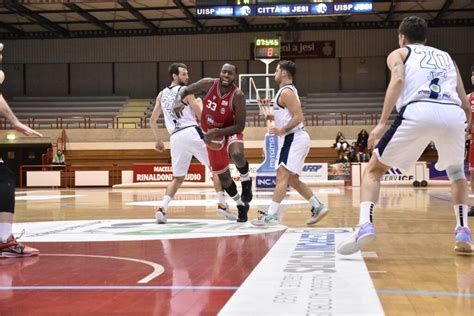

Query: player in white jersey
left=337, top=16, right=472, bottom=255
left=150, top=63, right=236, bottom=223
left=251, top=60, right=328, bottom=226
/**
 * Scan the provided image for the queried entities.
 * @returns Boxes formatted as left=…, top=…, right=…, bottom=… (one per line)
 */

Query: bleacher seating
left=301, top=92, right=396, bottom=125
left=2, top=92, right=392, bottom=129
left=7, top=96, right=129, bottom=128
left=116, top=99, right=153, bottom=128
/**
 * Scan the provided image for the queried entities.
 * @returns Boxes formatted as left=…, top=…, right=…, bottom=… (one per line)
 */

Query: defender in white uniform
left=151, top=63, right=236, bottom=223
left=337, top=16, right=472, bottom=255
left=251, top=60, right=328, bottom=226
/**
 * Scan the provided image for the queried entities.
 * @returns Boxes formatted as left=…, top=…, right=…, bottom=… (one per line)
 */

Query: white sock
left=217, top=191, right=226, bottom=205
left=267, top=201, right=280, bottom=216
left=0, top=223, right=13, bottom=242
left=454, top=204, right=469, bottom=228
left=232, top=194, right=244, bottom=206
left=309, top=196, right=321, bottom=208
left=241, top=173, right=250, bottom=182
left=161, top=195, right=172, bottom=211
left=359, top=201, right=375, bottom=224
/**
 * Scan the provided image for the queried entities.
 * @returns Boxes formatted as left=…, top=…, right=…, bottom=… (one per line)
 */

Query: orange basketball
left=207, top=135, right=226, bottom=151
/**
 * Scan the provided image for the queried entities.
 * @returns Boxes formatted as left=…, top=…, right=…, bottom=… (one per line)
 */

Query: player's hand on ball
left=14, top=121, right=42, bottom=137
left=155, top=140, right=165, bottom=152
left=204, top=128, right=220, bottom=144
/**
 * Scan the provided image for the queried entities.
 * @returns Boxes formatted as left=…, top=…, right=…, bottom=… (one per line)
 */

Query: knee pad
left=446, top=164, right=465, bottom=182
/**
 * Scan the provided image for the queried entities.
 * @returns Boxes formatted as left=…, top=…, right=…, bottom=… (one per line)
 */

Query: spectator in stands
left=52, top=150, right=65, bottom=165
left=356, top=129, right=370, bottom=162
left=334, top=131, right=348, bottom=162
left=347, top=142, right=358, bottom=162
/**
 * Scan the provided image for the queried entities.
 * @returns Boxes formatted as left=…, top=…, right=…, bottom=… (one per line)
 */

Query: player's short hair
left=168, top=63, right=187, bottom=79
left=471, top=65, right=474, bottom=73
left=222, top=63, right=238, bottom=74
left=398, top=16, right=427, bottom=43
left=278, top=60, right=296, bottom=78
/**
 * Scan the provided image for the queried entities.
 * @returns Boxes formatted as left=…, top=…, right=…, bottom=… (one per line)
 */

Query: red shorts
left=207, top=133, right=244, bottom=174
left=470, top=138, right=474, bottom=170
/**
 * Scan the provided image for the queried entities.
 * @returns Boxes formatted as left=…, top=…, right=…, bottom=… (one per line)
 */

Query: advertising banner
left=133, top=164, right=206, bottom=183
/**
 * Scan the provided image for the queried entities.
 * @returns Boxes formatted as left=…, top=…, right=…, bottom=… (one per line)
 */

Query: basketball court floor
left=1, top=185, right=473, bottom=315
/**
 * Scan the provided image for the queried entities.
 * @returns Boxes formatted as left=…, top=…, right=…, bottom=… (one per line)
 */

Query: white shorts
left=276, top=130, right=310, bottom=175
left=170, top=126, right=209, bottom=177
left=374, top=102, right=467, bottom=172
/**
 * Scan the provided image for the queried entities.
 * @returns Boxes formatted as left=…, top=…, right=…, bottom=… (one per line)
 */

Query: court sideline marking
left=41, top=254, right=164, bottom=283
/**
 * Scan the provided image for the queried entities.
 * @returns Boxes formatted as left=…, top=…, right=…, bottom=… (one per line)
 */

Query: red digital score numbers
left=255, top=38, right=281, bottom=60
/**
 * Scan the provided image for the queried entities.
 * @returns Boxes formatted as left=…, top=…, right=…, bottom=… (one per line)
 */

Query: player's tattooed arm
left=173, top=78, right=214, bottom=118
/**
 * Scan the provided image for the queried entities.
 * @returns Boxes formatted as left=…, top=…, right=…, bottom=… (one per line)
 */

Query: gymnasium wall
left=2, top=27, right=473, bottom=98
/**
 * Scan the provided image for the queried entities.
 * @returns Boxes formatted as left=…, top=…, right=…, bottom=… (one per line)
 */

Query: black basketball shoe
left=241, top=179, right=253, bottom=203
left=237, top=202, right=250, bottom=223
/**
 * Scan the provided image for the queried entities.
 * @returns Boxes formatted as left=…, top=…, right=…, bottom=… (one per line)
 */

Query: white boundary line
left=42, top=254, right=164, bottom=284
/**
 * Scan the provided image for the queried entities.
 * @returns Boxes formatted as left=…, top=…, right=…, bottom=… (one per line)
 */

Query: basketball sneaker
left=237, top=202, right=250, bottom=223
left=216, top=203, right=238, bottom=221
left=241, top=179, right=253, bottom=203
left=336, top=222, right=377, bottom=255
left=155, top=207, right=167, bottom=224
left=0, top=234, right=40, bottom=258
left=250, top=210, right=280, bottom=227
left=454, top=226, right=473, bottom=253
left=306, top=203, right=329, bottom=225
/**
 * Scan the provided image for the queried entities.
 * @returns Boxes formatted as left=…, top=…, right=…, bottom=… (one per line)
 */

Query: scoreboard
left=254, top=38, right=281, bottom=59
left=196, top=1, right=373, bottom=17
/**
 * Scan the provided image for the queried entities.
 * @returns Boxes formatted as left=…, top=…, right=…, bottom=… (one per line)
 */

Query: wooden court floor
left=1, top=185, right=473, bottom=315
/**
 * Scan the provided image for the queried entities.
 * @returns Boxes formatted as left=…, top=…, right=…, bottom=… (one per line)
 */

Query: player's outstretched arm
left=150, top=93, right=164, bottom=152
left=0, top=94, right=42, bottom=137
left=173, top=78, right=214, bottom=118
left=270, top=89, right=303, bottom=136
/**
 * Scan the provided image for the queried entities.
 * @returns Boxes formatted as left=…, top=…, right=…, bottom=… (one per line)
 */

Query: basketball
left=206, top=135, right=226, bottom=151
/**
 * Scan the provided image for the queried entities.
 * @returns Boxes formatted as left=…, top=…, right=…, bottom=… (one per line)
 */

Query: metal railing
left=1, top=112, right=386, bottom=131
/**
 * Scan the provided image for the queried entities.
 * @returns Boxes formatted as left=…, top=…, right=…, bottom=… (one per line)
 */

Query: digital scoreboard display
left=254, top=38, right=281, bottom=59
left=196, top=1, right=373, bottom=17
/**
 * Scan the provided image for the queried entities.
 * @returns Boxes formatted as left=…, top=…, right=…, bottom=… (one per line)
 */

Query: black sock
left=224, top=181, right=238, bottom=197
left=237, top=161, right=250, bottom=182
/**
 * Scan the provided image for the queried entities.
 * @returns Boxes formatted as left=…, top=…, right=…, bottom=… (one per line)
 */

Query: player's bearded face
left=178, top=68, right=189, bottom=86
left=220, top=67, right=235, bottom=87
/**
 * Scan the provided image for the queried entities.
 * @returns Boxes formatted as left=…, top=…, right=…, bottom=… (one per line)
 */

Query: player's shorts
left=0, top=163, right=15, bottom=213
left=207, top=133, right=244, bottom=174
left=469, top=135, right=474, bottom=170
left=276, top=129, right=310, bottom=175
left=170, top=126, right=209, bottom=177
left=374, top=102, right=466, bottom=172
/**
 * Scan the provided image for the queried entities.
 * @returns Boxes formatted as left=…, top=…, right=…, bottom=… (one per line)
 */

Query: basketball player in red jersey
left=173, top=63, right=252, bottom=222
left=468, top=66, right=474, bottom=216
